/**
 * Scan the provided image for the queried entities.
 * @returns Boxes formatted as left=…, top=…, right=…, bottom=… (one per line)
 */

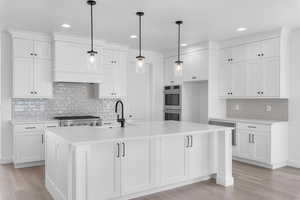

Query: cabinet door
left=183, top=50, right=208, bottom=81
left=231, top=45, right=246, bottom=63
left=121, top=138, right=152, bottom=195
left=246, top=60, right=263, bottom=97
left=35, top=41, right=51, bottom=60
left=113, top=52, right=127, bottom=97
left=13, top=58, right=35, bottom=98
left=231, top=62, right=246, bottom=97
left=253, top=132, right=270, bottom=163
left=219, top=63, right=232, bottom=97
left=88, top=142, right=121, bottom=200
left=246, top=42, right=262, bottom=61
left=99, top=65, right=115, bottom=97
left=261, top=38, right=280, bottom=58
left=164, top=56, right=182, bottom=85
left=14, top=133, right=44, bottom=163
left=188, top=133, right=210, bottom=179
left=34, top=59, right=53, bottom=98
left=160, top=135, right=187, bottom=185
left=237, top=130, right=252, bottom=159
left=261, top=58, right=280, bottom=97
left=13, top=38, right=34, bottom=58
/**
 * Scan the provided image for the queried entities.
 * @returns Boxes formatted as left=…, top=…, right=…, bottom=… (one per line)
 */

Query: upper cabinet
left=218, top=30, right=290, bottom=99
left=183, top=50, right=208, bottom=82
left=53, top=35, right=104, bottom=83
left=11, top=32, right=53, bottom=98
left=98, top=49, right=127, bottom=98
left=164, top=49, right=209, bottom=86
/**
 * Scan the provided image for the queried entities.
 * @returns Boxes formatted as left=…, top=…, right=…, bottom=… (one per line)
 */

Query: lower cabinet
left=234, top=122, right=288, bottom=168
left=13, top=122, right=59, bottom=168
left=160, top=132, right=211, bottom=185
left=88, top=137, right=152, bottom=199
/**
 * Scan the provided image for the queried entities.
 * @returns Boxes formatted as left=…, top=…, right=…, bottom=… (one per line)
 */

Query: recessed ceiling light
left=237, top=27, right=247, bottom=32
left=61, top=24, right=71, bottom=28
left=130, top=35, right=137, bottom=39
left=181, top=43, right=188, bottom=47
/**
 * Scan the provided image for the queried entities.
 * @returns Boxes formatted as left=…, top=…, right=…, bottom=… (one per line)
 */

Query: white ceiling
left=1, top=0, right=300, bottom=53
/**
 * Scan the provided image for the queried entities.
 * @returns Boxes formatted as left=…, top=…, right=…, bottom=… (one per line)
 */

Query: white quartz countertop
left=209, top=117, right=287, bottom=125
left=46, top=121, right=233, bottom=145
left=11, top=119, right=59, bottom=125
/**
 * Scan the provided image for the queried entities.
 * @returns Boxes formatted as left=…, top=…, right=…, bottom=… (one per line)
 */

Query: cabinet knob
left=30, top=53, right=34, bottom=56
left=261, top=53, right=264, bottom=57
left=170, top=81, right=174, bottom=83
left=258, top=54, right=261, bottom=57
left=192, top=76, right=197, bottom=79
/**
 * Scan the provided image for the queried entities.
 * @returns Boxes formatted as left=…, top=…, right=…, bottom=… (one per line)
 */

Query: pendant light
left=87, top=0, right=98, bottom=70
left=136, top=11, right=146, bottom=73
left=174, top=20, right=183, bottom=77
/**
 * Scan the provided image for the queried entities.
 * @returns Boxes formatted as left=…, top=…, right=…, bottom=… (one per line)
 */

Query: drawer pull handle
left=248, top=126, right=256, bottom=129
left=192, top=76, right=197, bottom=79
left=46, top=126, right=57, bottom=128
left=25, top=127, right=36, bottom=129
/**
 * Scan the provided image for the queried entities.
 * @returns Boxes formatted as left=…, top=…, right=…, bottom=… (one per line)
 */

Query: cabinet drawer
left=44, top=123, right=59, bottom=129
left=14, top=124, right=44, bottom=132
left=237, top=123, right=270, bottom=132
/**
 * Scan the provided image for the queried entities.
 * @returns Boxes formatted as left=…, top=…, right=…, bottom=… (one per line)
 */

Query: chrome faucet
left=115, top=100, right=125, bottom=128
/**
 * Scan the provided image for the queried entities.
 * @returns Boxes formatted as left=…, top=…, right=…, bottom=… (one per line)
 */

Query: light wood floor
left=0, top=161, right=300, bottom=200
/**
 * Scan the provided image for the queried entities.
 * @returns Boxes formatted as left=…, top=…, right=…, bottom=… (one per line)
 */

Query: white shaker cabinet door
left=253, top=132, right=270, bottom=163
left=35, top=59, right=53, bottom=98
left=237, top=130, right=252, bottom=159
left=231, top=62, right=246, bottom=97
left=14, top=133, right=44, bottom=163
left=246, top=60, right=263, bottom=97
left=187, top=133, right=210, bottom=179
left=121, top=138, right=152, bottom=195
left=88, top=142, right=121, bottom=200
left=13, top=38, right=34, bottom=58
left=261, top=58, right=280, bottom=97
left=34, top=41, right=51, bottom=60
left=160, top=135, right=187, bottom=185
left=183, top=50, right=208, bottom=82
left=261, top=38, right=280, bottom=58
left=219, top=63, right=232, bottom=97
left=164, top=56, right=182, bottom=85
left=13, top=58, right=35, bottom=98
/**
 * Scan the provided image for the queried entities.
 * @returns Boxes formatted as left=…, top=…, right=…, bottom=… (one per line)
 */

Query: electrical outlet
left=266, top=105, right=272, bottom=112
left=235, top=104, right=240, bottom=111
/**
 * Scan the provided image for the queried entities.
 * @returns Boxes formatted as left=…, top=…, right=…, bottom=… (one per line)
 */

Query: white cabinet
left=219, top=36, right=288, bottom=99
left=121, top=138, right=152, bottom=195
left=12, top=35, right=53, bottom=98
left=98, top=49, right=127, bottom=98
left=160, top=135, right=187, bottom=185
left=234, top=122, right=288, bottom=168
left=13, top=122, right=59, bottom=168
left=160, top=132, right=212, bottom=185
left=183, top=50, right=208, bottom=82
left=186, top=132, right=210, bottom=178
left=164, top=56, right=183, bottom=85
left=89, top=141, right=121, bottom=200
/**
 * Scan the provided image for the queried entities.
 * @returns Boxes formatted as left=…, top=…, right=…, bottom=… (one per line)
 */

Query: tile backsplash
left=12, top=82, right=118, bottom=121
left=227, top=99, right=288, bottom=121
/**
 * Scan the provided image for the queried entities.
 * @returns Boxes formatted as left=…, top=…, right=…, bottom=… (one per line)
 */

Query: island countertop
left=46, top=121, right=233, bottom=145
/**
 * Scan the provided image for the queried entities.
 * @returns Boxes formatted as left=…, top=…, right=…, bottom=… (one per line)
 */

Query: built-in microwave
left=164, top=109, right=181, bottom=121
left=164, top=85, right=181, bottom=110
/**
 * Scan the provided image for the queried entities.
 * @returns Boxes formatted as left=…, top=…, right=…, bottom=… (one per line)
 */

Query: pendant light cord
left=90, top=3, right=94, bottom=52
left=178, top=23, right=181, bottom=61
left=139, top=14, right=142, bottom=57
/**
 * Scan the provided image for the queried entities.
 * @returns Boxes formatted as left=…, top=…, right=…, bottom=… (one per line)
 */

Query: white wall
left=288, top=29, right=300, bottom=168
left=182, top=81, right=208, bottom=123
left=1, top=31, right=12, bottom=163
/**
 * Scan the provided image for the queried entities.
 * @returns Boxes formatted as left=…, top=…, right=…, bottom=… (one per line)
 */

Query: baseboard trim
left=14, top=161, right=44, bottom=168
left=233, top=157, right=287, bottom=169
left=0, top=157, right=13, bottom=164
left=287, top=160, right=300, bottom=168
left=46, top=176, right=67, bottom=200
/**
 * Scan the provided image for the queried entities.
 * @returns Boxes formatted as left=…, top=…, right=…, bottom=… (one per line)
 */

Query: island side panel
left=216, top=129, right=234, bottom=186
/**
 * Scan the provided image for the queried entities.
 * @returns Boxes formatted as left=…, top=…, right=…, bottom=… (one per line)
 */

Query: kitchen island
left=45, top=121, right=234, bottom=200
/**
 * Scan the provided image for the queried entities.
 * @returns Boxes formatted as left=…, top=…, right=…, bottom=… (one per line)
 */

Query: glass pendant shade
left=174, top=61, right=183, bottom=77
left=136, top=55, right=145, bottom=73
left=87, top=52, right=98, bottom=71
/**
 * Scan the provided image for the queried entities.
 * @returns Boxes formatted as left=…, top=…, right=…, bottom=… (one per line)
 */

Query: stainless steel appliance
left=54, top=116, right=102, bottom=127
left=208, top=120, right=237, bottom=146
left=164, top=85, right=181, bottom=110
left=164, top=109, right=181, bottom=121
